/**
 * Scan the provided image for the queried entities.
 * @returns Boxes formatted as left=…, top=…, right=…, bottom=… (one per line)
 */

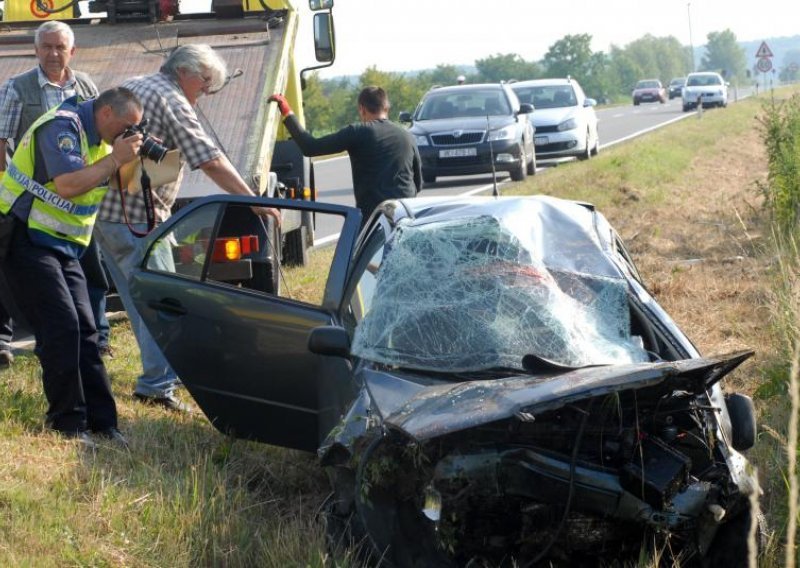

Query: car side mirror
left=398, top=111, right=413, bottom=123
left=584, top=98, right=597, bottom=107
left=308, top=325, right=351, bottom=357
left=518, top=103, right=534, bottom=114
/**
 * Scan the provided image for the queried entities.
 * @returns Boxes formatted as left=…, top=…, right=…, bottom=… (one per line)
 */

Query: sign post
left=755, top=41, right=774, bottom=93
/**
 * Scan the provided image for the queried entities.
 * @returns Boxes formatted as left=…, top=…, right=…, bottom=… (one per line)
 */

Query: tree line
left=302, top=29, right=748, bottom=133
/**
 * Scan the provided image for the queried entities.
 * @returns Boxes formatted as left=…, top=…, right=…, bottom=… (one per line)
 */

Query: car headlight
left=487, top=126, right=514, bottom=142
left=557, top=118, right=578, bottom=132
left=414, top=134, right=429, bottom=147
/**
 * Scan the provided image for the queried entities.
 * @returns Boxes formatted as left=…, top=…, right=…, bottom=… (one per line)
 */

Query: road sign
left=755, top=41, right=774, bottom=59
left=756, top=58, right=773, bottom=73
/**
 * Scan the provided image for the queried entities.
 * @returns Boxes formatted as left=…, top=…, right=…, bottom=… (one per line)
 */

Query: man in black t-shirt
left=269, top=86, right=422, bottom=225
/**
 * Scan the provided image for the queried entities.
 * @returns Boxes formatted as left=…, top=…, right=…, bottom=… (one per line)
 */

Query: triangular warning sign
left=755, top=41, right=773, bottom=58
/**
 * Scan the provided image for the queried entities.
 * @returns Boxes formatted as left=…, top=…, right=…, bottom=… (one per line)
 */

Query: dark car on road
left=129, top=193, right=761, bottom=567
left=399, top=83, right=535, bottom=184
left=668, top=77, right=686, bottom=99
left=632, top=79, right=667, bottom=105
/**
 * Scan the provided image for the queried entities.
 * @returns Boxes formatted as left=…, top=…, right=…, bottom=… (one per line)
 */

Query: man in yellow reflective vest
left=0, top=87, right=142, bottom=448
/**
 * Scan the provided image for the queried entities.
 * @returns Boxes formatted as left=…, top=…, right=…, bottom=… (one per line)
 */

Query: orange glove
left=268, top=94, right=293, bottom=117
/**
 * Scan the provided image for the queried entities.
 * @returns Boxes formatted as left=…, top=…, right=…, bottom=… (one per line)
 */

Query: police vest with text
left=0, top=105, right=110, bottom=250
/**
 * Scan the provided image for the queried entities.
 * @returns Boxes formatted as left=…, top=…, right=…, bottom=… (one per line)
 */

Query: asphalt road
left=311, top=91, right=752, bottom=243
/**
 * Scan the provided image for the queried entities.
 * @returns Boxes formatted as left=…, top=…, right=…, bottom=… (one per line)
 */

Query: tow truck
left=0, top=0, right=336, bottom=270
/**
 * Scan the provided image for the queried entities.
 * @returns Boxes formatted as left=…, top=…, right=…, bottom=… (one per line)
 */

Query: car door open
left=129, top=195, right=361, bottom=451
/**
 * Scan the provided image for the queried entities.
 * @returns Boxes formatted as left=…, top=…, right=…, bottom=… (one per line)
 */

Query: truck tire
left=283, top=226, right=309, bottom=267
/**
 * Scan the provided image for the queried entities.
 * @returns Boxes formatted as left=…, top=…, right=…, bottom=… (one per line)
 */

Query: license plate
left=534, top=136, right=549, bottom=146
left=439, top=147, right=477, bottom=158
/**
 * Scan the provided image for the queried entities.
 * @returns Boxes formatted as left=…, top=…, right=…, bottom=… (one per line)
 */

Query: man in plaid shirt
left=95, top=44, right=278, bottom=412
left=0, top=21, right=111, bottom=367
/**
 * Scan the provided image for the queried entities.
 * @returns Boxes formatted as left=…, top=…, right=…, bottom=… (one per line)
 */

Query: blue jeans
left=94, top=221, right=178, bottom=398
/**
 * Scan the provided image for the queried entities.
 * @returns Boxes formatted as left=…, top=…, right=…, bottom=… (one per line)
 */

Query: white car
left=511, top=78, right=599, bottom=161
left=682, top=72, right=728, bottom=111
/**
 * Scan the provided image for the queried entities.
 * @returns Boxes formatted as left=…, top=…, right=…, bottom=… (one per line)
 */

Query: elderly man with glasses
left=95, top=44, right=277, bottom=412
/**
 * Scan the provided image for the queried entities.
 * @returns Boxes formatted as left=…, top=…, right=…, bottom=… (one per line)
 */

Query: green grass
left=0, top=91, right=795, bottom=565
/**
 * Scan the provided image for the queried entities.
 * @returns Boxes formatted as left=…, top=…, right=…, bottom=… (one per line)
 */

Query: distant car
left=129, top=193, right=761, bottom=567
left=682, top=72, right=728, bottom=111
left=398, top=83, right=535, bottom=184
left=510, top=78, right=599, bottom=161
left=632, top=79, right=666, bottom=105
left=668, top=77, right=686, bottom=99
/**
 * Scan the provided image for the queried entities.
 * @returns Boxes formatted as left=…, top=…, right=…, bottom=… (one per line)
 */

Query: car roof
left=426, top=83, right=506, bottom=95
left=510, top=78, right=576, bottom=88
left=382, top=195, right=599, bottom=238
left=687, top=71, right=721, bottom=77
left=373, top=195, right=624, bottom=280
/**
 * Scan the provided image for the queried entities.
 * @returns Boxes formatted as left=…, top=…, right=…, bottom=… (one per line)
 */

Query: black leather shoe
left=133, top=392, right=191, bottom=413
left=0, top=349, right=13, bottom=369
left=94, top=427, right=129, bottom=448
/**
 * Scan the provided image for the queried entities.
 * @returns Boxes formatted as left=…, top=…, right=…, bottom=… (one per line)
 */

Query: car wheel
left=591, top=134, right=600, bottom=157
left=354, top=436, right=456, bottom=567
left=526, top=149, right=536, bottom=175
left=725, top=393, right=756, bottom=451
left=703, top=499, right=767, bottom=567
left=422, top=170, right=436, bottom=184
left=633, top=99, right=640, bottom=106
left=578, top=131, right=591, bottom=161
left=682, top=104, right=691, bottom=112
left=510, top=147, right=527, bottom=181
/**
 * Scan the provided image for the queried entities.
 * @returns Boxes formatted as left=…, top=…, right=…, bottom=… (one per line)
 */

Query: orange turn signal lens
left=212, top=238, right=241, bottom=262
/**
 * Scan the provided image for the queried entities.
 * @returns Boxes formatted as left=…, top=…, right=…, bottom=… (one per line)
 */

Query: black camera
left=123, top=119, right=168, bottom=163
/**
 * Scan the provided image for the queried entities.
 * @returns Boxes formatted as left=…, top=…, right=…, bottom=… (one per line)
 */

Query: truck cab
left=0, top=0, right=336, bottom=270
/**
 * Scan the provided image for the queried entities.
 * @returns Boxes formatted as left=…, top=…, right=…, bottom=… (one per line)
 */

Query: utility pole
left=687, top=2, right=695, bottom=73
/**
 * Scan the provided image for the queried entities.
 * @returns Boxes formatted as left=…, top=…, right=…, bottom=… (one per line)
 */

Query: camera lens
left=140, top=136, right=168, bottom=163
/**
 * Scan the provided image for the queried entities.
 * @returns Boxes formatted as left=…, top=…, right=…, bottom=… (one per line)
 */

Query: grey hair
left=96, top=87, right=142, bottom=117
left=35, top=21, right=75, bottom=49
left=160, top=44, right=227, bottom=92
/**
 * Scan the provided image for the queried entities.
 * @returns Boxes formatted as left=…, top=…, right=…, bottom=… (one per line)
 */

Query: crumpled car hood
left=374, top=350, right=752, bottom=441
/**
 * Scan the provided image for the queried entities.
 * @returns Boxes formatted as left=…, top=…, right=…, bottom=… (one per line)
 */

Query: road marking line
left=601, top=112, right=694, bottom=150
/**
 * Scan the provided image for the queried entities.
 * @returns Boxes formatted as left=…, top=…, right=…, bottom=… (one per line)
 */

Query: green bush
left=759, top=94, right=800, bottom=232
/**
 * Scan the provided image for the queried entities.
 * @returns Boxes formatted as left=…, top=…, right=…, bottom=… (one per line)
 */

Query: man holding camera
left=96, top=44, right=278, bottom=412
left=0, top=21, right=113, bottom=367
left=0, top=87, right=143, bottom=447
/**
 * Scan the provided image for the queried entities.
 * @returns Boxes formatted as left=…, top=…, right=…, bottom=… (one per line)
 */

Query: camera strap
left=116, top=157, right=157, bottom=238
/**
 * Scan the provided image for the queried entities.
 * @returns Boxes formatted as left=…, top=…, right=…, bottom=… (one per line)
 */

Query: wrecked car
left=129, top=194, right=760, bottom=566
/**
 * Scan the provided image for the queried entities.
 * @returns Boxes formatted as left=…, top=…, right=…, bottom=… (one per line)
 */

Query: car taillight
left=211, top=236, right=259, bottom=262
left=213, top=238, right=241, bottom=262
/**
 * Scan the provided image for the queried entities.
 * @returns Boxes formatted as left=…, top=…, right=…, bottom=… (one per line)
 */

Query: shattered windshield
left=352, top=207, right=649, bottom=373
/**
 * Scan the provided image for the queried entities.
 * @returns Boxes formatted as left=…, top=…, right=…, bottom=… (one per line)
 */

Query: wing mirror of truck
left=308, top=325, right=351, bottom=358
left=313, top=13, right=335, bottom=63
left=398, top=111, right=413, bottom=123
left=309, top=0, right=333, bottom=9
